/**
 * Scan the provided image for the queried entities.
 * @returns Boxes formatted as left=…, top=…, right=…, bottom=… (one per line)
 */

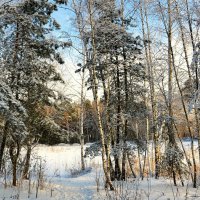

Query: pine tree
left=0, top=0, right=68, bottom=183
left=84, top=0, right=145, bottom=182
left=0, top=80, right=27, bottom=172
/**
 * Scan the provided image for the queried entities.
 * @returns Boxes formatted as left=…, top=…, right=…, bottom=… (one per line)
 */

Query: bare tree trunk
left=80, top=70, right=85, bottom=171
left=115, top=64, right=122, bottom=180
left=157, top=0, right=174, bottom=145
left=158, top=0, right=196, bottom=187
left=121, top=52, right=128, bottom=181
left=167, top=0, right=177, bottom=186
left=167, top=0, right=175, bottom=138
left=127, top=152, right=137, bottom=178
left=12, top=160, right=17, bottom=186
left=23, top=143, right=32, bottom=179
left=184, top=0, right=200, bottom=166
left=171, top=46, right=197, bottom=188
left=139, top=0, right=160, bottom=178
left=9, top=141, right=20, bottom=186
left=80, top=134, right=85, bottom=170
left=185, top=0, right=195, bottom=51
left=100, top=68, right=115, bottom=181
left=142, top=117, right=150, bottom=180
left=121, top=55, right=128, bottom=181
left=72, top=0, right=86, bottom=171
left=120, top=0, right=128, bottom=181
left=174, top=0, right=192, bottom=81
left=174, top=123, right=193, bottom=182
left=173, top=3, right=197, bottom=183
left=136, top=121, right=142, bottom=177
left=0, top=121, right=8, bottom=171
left=88, top=0, right=114, bottom=190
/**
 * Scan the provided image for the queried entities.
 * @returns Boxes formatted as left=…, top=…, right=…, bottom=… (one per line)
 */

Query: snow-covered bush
left=161, top=143, right=188, bottom=180
left=0, top=80, right=27, bottom=135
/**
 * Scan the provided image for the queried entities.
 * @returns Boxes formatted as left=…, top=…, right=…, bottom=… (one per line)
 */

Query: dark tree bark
left=9, top=141, right=20, bottom=186
left=0, top=121, right=9, bottom=171
left=23, top=143, right=32, bottom=179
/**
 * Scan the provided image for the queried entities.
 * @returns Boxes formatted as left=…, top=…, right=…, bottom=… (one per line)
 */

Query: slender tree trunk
left=171, top=47, right=197, bottom=188
left=100, top=68, right=115, bottom=181
left=185, top=0, right=200, bottom=166
left=174, top=123, right=193, bottom=182
left=166, top=0, right=175, bottom=145
left=167, top=0, right=177, bottom=186
left=173, top=3, right=198, bottom=183
left=9, top=141, right=20, bottom=186
left=88, top=0, right=114, bottom=190
left=0, top=121, right=8, bottom=171
left=121, top=57, right=128, bottom=181
left=127, top=152, right=136, bottom=178
left=72, top=0, right=87, bottom=171
left=136, top=121, right=142, bottom=177
left=12, top=160, right=17, bottom=186
left=121, top=151, right=127, bottom=180
left=80, top=70, right=85, bottom=171
left=140, top=0, right=160, bottom=178
left=174, top=0, right=192, bottom=81
left=142, top=117, right=150, bottom=180
left=185, top=0, right=195, bottom=51
left=80, top=135, right=85, bottom=170
left=120, top=0, right=128, bottom=181
left=158, top=0, right=196, bottom=187
left=23, top=143, right=32, bottom=179
left=121, top=57, right=128, bottom=180
left=115, top=64, right=122, bottom=180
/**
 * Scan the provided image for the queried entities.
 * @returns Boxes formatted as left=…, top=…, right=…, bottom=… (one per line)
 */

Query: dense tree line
left=0, top=0, right=199, bottom=191
left=0, top=0, right=69, bottom=185
left=70, top=0, right=200, bottom=189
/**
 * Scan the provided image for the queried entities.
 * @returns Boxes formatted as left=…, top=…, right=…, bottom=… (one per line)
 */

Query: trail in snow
left=47, top=169, right=99, bottom=200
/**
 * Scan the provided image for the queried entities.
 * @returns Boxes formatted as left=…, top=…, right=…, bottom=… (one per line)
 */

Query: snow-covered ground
left=31, top=143, right=102, bottom=178
left=1, top=141, right=200, bottom=199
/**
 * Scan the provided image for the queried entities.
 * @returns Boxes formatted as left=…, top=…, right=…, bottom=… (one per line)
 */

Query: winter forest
left=0, top=0, right=200, bottom=199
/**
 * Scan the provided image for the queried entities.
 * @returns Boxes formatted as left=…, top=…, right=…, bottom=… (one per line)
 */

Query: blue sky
left=50, top=4, right=92, bottom=101
left=48, top=0, right=169, bottom=101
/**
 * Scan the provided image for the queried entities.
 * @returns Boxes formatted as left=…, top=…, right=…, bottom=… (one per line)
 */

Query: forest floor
left=0, top=141, right=200, bottom=199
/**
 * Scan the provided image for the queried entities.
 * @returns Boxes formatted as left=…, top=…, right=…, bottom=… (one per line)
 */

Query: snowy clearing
left=0, top=142, right=200, bottom=199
